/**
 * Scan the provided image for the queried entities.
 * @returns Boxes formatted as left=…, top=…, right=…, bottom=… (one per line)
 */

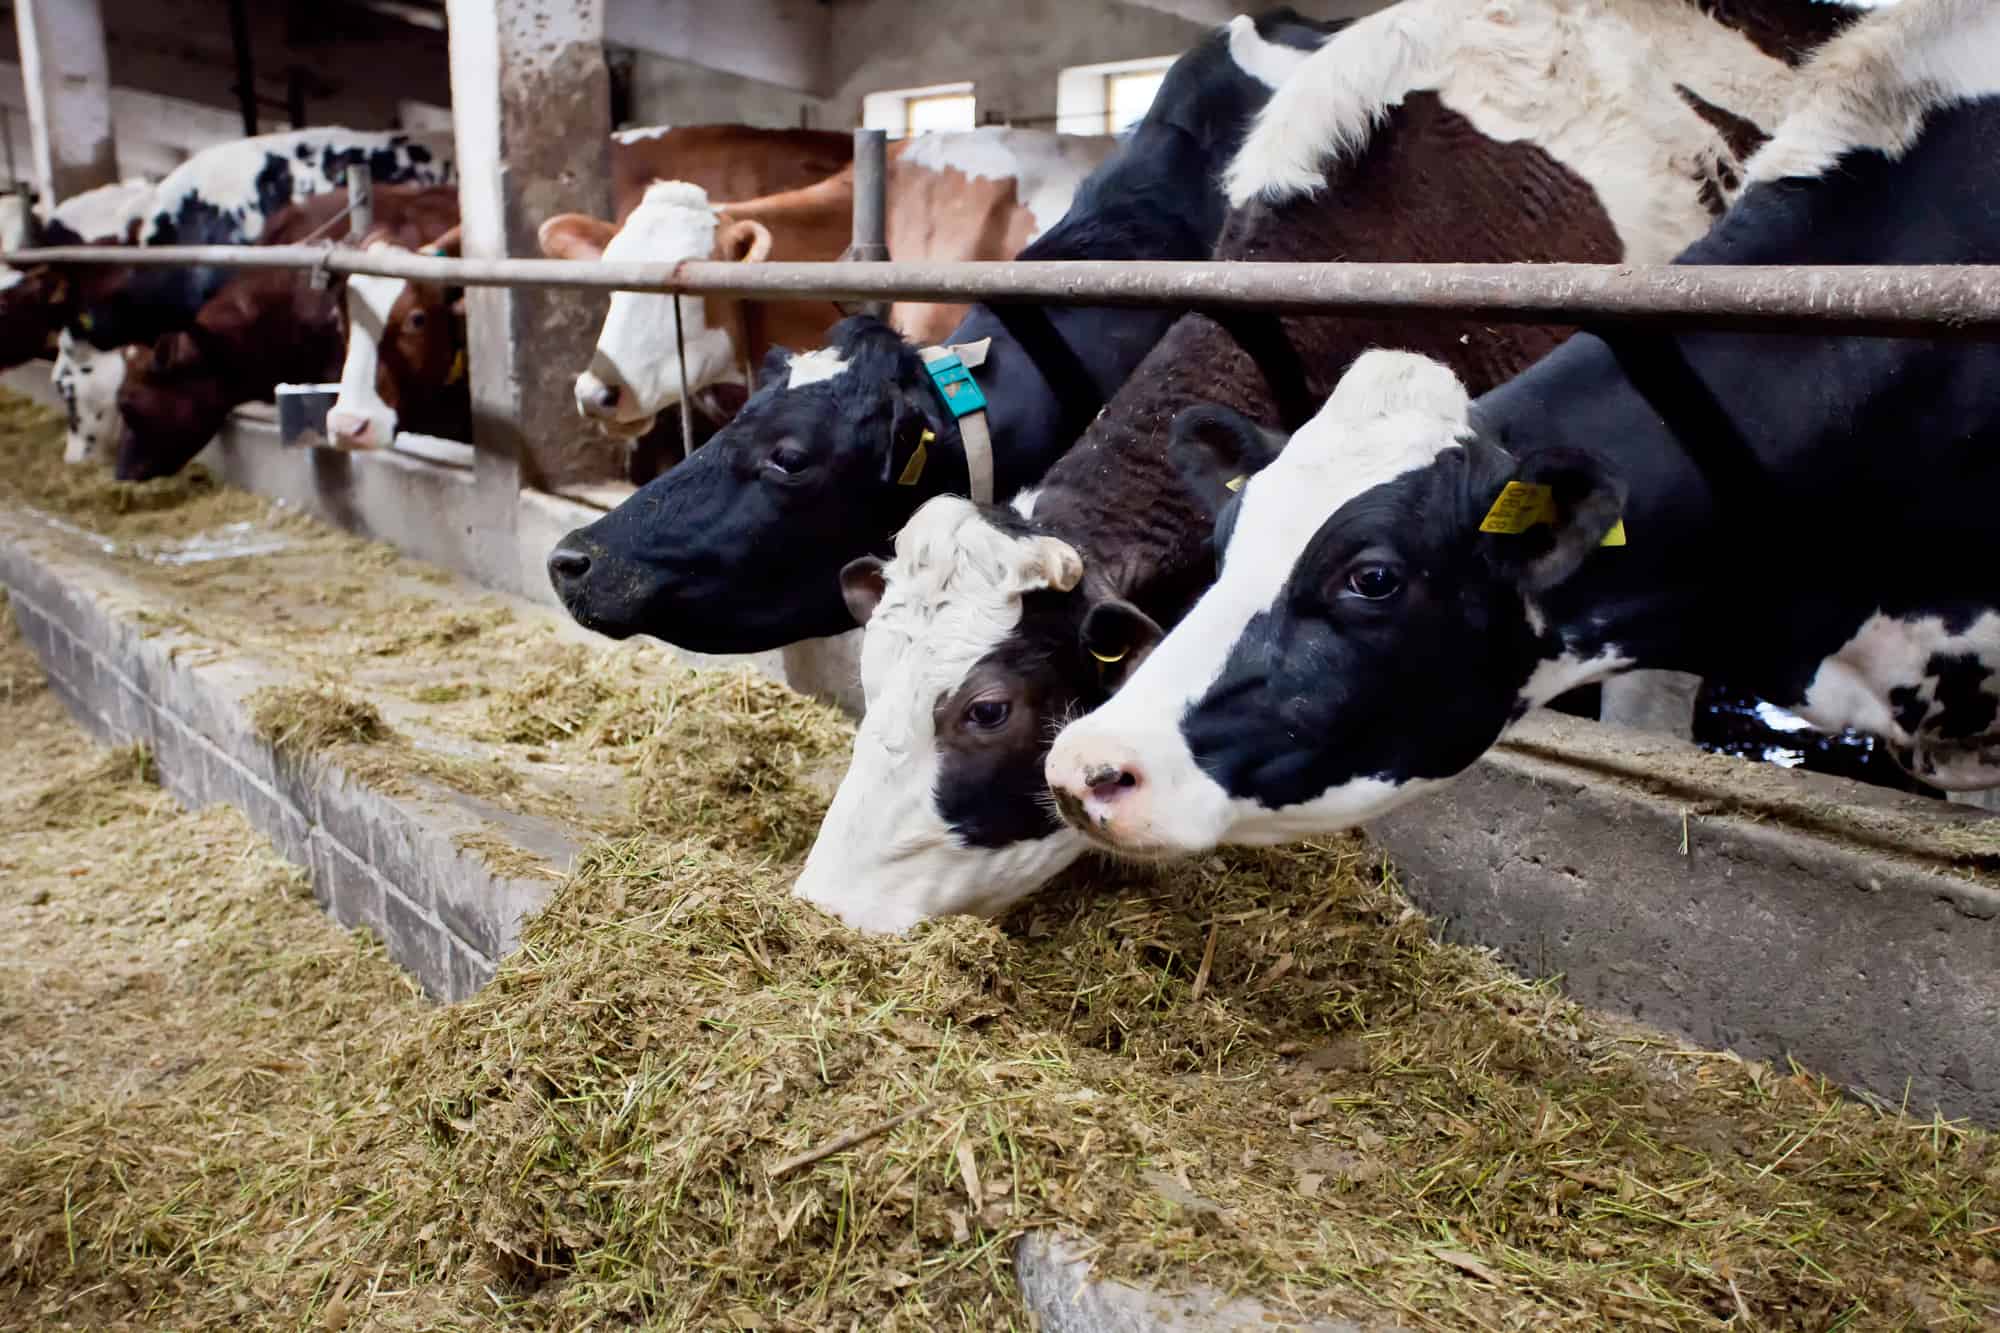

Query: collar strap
left=919, top=339, right=994, bottom=505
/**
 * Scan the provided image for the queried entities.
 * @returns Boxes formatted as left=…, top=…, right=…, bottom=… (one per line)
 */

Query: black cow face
left=1047, top=350, right=1625, bottom=855
left=547, top=317, right=954, bottom=653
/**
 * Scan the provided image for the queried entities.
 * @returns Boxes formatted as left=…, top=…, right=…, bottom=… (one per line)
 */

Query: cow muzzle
left=327, top=404, right=396, bottom=450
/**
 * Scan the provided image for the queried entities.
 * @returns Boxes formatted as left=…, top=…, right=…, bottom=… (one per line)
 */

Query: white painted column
left=13, top=0, right=118, bottom=211
left=446, top=0, right=621, bottom=594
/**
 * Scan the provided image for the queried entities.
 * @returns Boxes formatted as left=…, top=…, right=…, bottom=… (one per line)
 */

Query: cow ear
left=150, top=331, right=204, bottom=378
left=1013, top=535, right=1083, bottom=595
left=1480, top=448, right=1627, bottom=593
left=757, top=345, right=793, bottom=389
left=1169, top=402, right=1288, bottom=519
left=537, top=213, right=614, bottom=261
left=1079, top=597, right=1164, bottom=690
left=841, top=556, right=887, bottom=626
left=719, top=219, right=773, bottom=264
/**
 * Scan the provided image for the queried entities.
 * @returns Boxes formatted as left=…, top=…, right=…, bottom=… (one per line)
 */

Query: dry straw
left=1, top=396, right=1996, bottom=1330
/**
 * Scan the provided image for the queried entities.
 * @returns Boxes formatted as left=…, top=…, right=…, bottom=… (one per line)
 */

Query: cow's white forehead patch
left=345, top=272, right=407, bottom=328
left=785, top=348, right=849, bottom=388
left=602, top=180, right=717, bottom=263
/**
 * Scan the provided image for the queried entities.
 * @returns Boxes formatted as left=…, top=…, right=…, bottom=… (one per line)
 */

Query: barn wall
left=821, top=0, right=1210, bottom=131
left=621, top=52, right=829, bottom=131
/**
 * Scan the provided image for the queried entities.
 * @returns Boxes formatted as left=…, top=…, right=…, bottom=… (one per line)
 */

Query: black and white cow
left=545, top=8, right=1345, bottom=653
left=16, top=180, right=158, bottom=464
left=793, top=0, right=1847, bottom=931
left=46, top=129, right=453, bottom=361
left=1045, top=0, right=2000, bottom=856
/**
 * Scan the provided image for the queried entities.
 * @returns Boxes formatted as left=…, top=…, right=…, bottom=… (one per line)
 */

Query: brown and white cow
left=609, top=124, right=854, bottom=220
left=112, top=185, right=461, bottom=480
left=797, top=0, right=1856, bottom=932
left=324, top=124, right=860, bottom=452
left=538, top=128, right=1117, bottom=439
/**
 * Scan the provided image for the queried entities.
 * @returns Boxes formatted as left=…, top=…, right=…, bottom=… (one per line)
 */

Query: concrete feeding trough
left=275, top=382, right=341, bottom=449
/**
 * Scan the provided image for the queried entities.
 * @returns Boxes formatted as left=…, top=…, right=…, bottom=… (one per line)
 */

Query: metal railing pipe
left=6, top=245, right=2000, bottom=339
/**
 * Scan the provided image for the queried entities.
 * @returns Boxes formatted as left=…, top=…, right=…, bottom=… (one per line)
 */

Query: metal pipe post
left=851, top=128, right=889, bottom=321
left=347, top=163, right=374, bottom=242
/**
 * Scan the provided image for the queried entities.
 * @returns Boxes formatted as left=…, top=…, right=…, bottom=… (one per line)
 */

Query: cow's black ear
left=1480, top=448, right=1626, bottom=593
left=1079, top=597, right=1165, bottom=691
left=880, top=380, right=932, bottom=486
left=757, top=345, right=792, bottom=390
left=841, top=555, right=887, bottom=626
left=1169, top=403, right=1288, bottom=520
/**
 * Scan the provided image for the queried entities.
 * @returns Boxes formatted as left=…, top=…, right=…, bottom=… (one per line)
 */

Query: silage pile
left=2, top=393, right=1998, bottom=1330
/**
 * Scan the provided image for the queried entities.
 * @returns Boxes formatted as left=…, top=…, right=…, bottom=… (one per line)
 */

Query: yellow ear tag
left=1089, top=646, right=1127, bottom=665
left=897, top=429, right=933, bottom=487
left=1224, top=474, right=1247, bottom=493
left=446, top=348, right=467, bottom=385
left=1479, top=481, right=1553, bottom=534
left=1481, top=481, right=1629, bottom=546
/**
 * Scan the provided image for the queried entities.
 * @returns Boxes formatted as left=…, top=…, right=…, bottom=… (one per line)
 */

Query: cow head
left=114, top=331, right=236, bottom=481
left=1047, top=351, right=1625, bottom=855
left=540, top=180, right=772, bottom=438
left=791, top=406, right=1279, bottom=928
left=795, top=497, right=1167, bottom=930
left=547, top=316, right=948, bottom=652
left=0, top=264, right=76, bottom=369
left=329, top=233, right=468, bottom=449
left=53, top=329, right=125, bottom=465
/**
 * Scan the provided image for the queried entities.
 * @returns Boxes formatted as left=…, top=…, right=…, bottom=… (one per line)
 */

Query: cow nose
left=547, top=542, right=593, bottom=589
left=1084, top=762, right=1141, bottom=803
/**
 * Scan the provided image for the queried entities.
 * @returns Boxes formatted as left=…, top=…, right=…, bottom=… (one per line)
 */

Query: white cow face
left=53, top=329, right=124, bottom=465
left=793, top=496, right=1092, bottom=933
left=1046, top=351, right=1560, bottom=856
left=540, top=181, right=772, bottom=437
left=328, top=265, right=407, bottom=449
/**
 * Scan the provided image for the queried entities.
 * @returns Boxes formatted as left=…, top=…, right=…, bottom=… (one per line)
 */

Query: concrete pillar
left=1600, top=670, right=1702, bottom=740
left=445, top=0, right=622, bottom=596
left=13, top=0, right=118, bottom=213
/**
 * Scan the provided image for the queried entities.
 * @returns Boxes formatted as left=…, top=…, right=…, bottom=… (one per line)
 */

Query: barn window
left=862, top=82, right=976, bottom=139
left=1055, top=56, right=1174, bottom=135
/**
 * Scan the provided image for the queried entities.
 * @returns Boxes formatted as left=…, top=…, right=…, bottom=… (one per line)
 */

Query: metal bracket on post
left=842, top=128, right=889, bottom=321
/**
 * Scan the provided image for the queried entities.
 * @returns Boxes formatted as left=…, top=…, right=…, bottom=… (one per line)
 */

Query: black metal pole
left=226, top=0, right=259, bottom=137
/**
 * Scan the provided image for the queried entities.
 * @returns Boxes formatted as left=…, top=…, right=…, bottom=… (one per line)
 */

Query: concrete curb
left=0, top=517, right=562, bottom=1002
left=1370, top=713, right=2000, bottom=1125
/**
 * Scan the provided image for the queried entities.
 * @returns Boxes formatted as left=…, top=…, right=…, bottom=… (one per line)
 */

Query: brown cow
left=539, top=127, right=1116, bottom=439
left=610, top=125, right=853, bottom=220
left=113, top=185, right=460, bottom=481
left=322, top=125, right=862, bottom=455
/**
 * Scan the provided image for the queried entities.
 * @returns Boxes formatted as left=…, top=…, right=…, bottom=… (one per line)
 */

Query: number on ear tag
left=1479, top=482, right=1553, bottom=534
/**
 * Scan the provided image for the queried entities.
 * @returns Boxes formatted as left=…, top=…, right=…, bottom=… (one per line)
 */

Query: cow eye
left=1345, top=564, right=1403, bottom=600
left=406, top=309, right=427, bottom=330
left=964, top=698, right=1011, bottom=731
left=767, top=442, right=811, bottom=476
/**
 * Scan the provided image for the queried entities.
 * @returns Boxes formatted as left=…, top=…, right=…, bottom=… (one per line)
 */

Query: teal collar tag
left=924, top=352, right=988, bottom=419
